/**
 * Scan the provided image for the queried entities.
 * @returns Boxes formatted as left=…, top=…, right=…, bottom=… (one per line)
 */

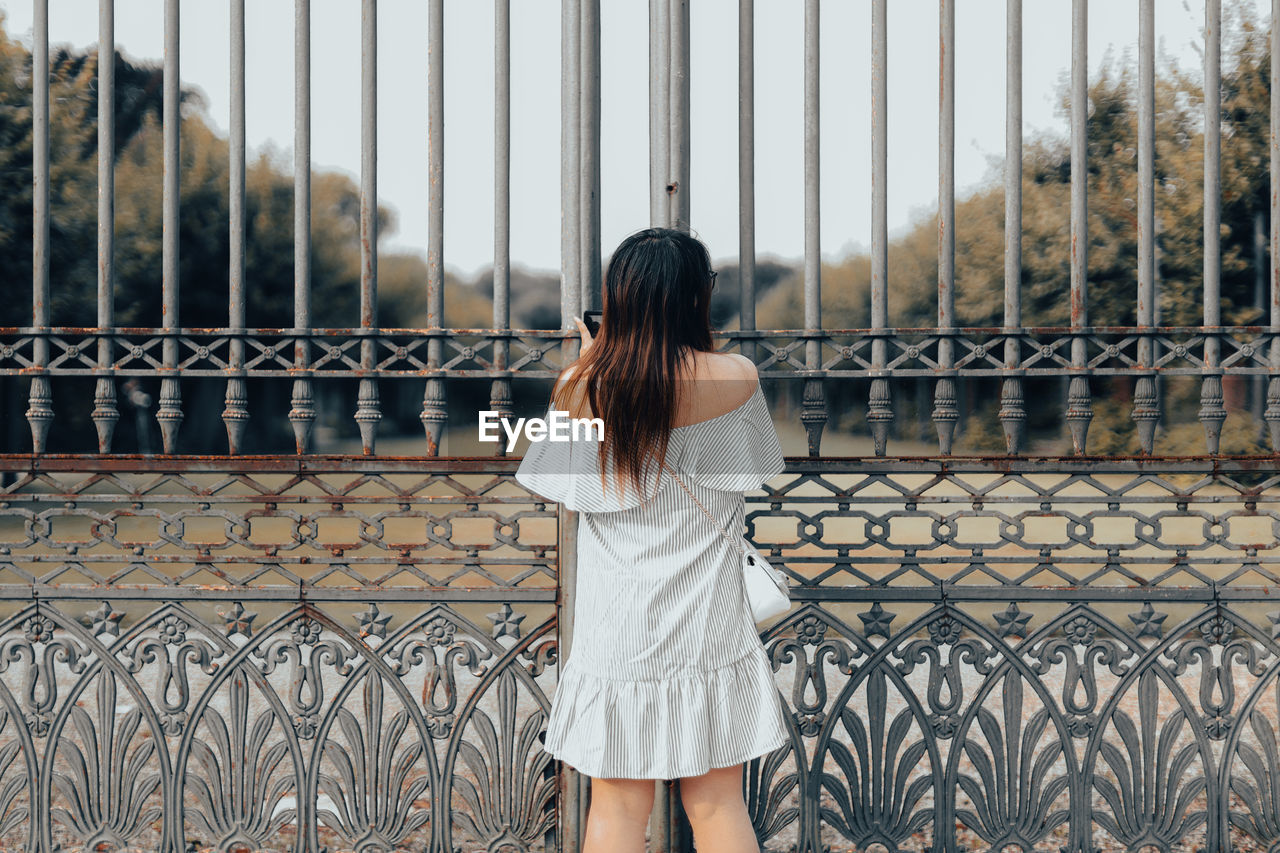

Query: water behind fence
left=4, top=0, right=1280, bottom=851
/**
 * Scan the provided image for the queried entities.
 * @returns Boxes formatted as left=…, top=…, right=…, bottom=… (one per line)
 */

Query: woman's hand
left=573, top=315, right=594, bottom=357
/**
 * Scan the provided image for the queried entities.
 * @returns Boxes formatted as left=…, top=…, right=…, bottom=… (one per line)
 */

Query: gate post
left=557, top=507, right=588, bottom=851
left=647, top=0, right=695, bottom=845
left=559, top=0, right=586, bottom=845
left=651, top=780, right=694, bottom=852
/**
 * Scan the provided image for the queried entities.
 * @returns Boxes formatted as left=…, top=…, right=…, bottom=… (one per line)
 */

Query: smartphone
left=583, top=310, right=603, bottom=336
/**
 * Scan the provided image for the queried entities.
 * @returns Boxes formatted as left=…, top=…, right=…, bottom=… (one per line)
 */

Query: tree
left=0, top=16, right=457, bottom=452
left=758, top=6, right=1275, bottom=452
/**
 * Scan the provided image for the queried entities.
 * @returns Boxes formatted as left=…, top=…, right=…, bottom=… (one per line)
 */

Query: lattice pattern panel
left=4, top=327, right=1277, bottom=378
left=5, top=459, right=1280, bottom=852
left=728, top=327, right=1280, bottom=378
left=0, top=330, right=572, bottom=379
left=0, top=459, right=557, bottom=600
left=750, top=459, right=1280, bottom=598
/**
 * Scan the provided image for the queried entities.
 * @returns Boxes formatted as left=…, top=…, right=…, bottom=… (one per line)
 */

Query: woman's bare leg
left=678, top=763, right=761, bottom=853
left=582, top=775, right=655, bottom=853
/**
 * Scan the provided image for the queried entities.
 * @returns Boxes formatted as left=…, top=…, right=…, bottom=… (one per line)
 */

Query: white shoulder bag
left=660, top=461, right=791, bottom=623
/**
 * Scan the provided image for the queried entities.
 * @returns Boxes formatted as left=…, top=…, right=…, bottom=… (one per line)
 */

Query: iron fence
left=2, top=457, right=1280, bottom=852
left=3, top=0, right=1280, bottom=851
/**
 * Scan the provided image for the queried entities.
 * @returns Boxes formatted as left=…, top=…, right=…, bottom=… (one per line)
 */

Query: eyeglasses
left=709, top=270, right=719, bottom=290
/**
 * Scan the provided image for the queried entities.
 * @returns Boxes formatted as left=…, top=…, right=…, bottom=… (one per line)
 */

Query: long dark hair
left=551, top=227, right=716, bottom=500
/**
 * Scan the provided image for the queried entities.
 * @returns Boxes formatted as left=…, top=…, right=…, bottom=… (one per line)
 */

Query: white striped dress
left=514, top=382, right=791, bottom=780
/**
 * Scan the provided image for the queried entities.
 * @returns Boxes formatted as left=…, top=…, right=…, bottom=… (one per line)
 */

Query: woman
left=515, top=227, right=790, bottom=853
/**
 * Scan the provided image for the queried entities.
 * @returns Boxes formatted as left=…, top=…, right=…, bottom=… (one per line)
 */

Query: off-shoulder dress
left=514, top=381, right=791, bottom=780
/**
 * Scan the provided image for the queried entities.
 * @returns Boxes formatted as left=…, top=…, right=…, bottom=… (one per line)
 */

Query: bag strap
left=658, top=460, right=746, bottom=559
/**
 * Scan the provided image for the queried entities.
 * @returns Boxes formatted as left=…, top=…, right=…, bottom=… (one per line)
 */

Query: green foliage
left=0, top=22, right=180, bottom=325
left=4, top=9, right=1279, bottom=457
left=761, top=6, right=1277, bottom=444
left=951, top=401, right=1007, bottom=454
left=1159, top=411, right=1269, bottom=456
left=0, top=14, right=429, bottom=332
left=0, top=14, right=507, bottom=452
left=1080, top=397, right=1142, bottom=457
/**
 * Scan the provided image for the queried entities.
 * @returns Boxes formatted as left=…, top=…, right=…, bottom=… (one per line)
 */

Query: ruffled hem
left=542, top=645, right=791, bottom=780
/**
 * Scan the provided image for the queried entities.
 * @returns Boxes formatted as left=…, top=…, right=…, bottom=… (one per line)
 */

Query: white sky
left=0, top=0, right=1267, bottom=278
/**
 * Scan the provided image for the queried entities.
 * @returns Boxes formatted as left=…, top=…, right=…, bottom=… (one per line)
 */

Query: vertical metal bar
left=800, top=0, right=825, bottom=456
left=31, top=0, right=48, bottom=333
left=92, top=0, right=119, bottom=454
left=1065, top=0, right=1092, bottom=454
left=1133, top=0, right=1159, bottom=453
left=738, top=0, right=755, bottom=362
left=289, top=0, right=316, bottom=456
left=156, top=0, right=184, bottom=454
left=651, top=780, right=693, bottom=852
left=1253, top=211, right=1265, bottom=431
left=558, top=767, right=587, bottom=853
left=1200, top=0, right=1226, bottom=452
left=656, top=2, right=692, bottom=846
left=290, top=3, right=311, bottom=451
left=650, top=0, right=671, bottom=227
left=422, top=0, right=448, bottom=454
left=356, top=0, right=381, bottom=455
left=798, top=0, right=819, bottom=312
left=664, top=4, right=697, bottom=844
left=294, top=3, right=311, bottom=327
left=560, top=0, right=582, bottom=332
left=28, top=0, right=49, bottom=759
left=559, top=508, right=586, bottom=852
left=1154, top=211, right=1165, bottom=424
left=668, top=0, right=690, bottom=230
left=868, top=0, right=891, bottom=455
left=932, top=0, right=958, bottom=454
left=579, top=0, right=601, bottom=312
left=558, top=5, right=586, bottom=846
left=998, top=0, right=1025, bottom=455
left=1268, top=0, right=1280, bottom=448
left=288, top=0, right=318, bottom=828
left=223, top=0, right=249, bottom=454
left=25, top=1, right=51, bottom=451
left=651, top=779, right=673, bottom=853
left=491, top=0, right=513, bottom=456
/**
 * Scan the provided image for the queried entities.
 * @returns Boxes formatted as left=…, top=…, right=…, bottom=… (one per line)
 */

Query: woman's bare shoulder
left=550, top=363, right=592, bottom=418
left=674, top=351, right=758, bottom=425
left=554, top=363, right=579, bottom=390
left=691, top=351, right=757, bottom=382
